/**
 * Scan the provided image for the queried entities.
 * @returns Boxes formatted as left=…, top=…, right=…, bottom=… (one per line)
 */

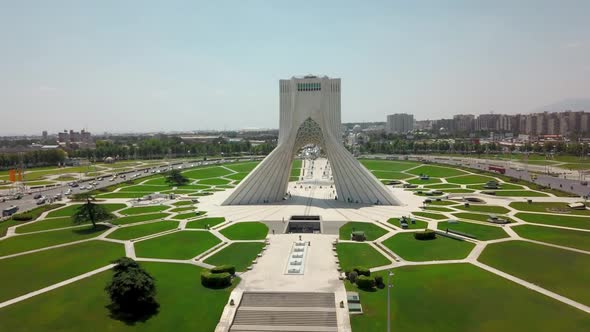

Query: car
left=33, top=193, right=42, bottom=199
left=120, top=175, right=126, bottom=179
left=36, top=197, right=46, bottom=205
left=97, top=177, right=103, bottom=181
left=70, top=182, right=79, bottom=188
left=65, top=189, right=72, bottom=195
left=109, top=177, right=115, bottom=182
left=54, top=193, right=62, bottom=200
left=87, top=185, right=94, bottom=190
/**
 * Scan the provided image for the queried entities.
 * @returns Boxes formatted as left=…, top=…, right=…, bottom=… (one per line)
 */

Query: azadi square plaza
left=1, top=75, right=588, bottom=332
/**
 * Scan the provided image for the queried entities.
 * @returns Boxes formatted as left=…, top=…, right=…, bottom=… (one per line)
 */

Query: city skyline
left=1, top=0, right=590, bottom=135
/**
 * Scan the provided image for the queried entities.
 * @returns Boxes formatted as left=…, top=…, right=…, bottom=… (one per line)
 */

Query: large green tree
left=73, top=197, right=113, bottom=228
left=165, top=169, right=189, bottom=186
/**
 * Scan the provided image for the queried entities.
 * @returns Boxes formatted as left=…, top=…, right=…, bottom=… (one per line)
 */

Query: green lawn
left=219, top=222, right=268, bottom=240
left=107, top=221, right=179, bottom=240
left=111, top=212, right=170, bottom=225
left=199, top=178, right=231, bottom=185
left=382, top=232, right=475, bottom=261
left=98, top=192, right=150, bottom=198
left=412, top=211, right=447, bottom=220
left=423, top=206, right=455, bottom=212
left=0, top=225, right=110, bottom=257
left=422, top=183, right=461, bottom=189
left=446, top=174, right=497, bottom=184
left=0, top=263, right=237, bottom=332
left=407, top=177, right=442, bottom=184
left=118, top=205, right=170, bottom=215
left=115, top=185, right=169, bottom=192
left=386, top=218, right=428, bottom=229
left=453, top=212, right=513, bottom=223
left=225, top=161, right=260, bottom=173
left=135, top=231, right=221, bottom=260
left=437, top=221, right=509, bottom=241
left=225, top=172, right=249, bottom=181
left=172, top=201, right=194, bottom=206
left=182, top=166, right=232, bottom=179
left=186, top=217, right=226, bottom=229
left=443, top=188, right=475, bottom=193
left=171, top=211, right=206, bottom=220
left=204, top=242, right=265, bottom=271
left=466, top=183, right=524, bottom=190
left=346, top=263, right=590, bottom=332
left=15, top=217, right=83, bottom=233
left=339, top=222, right=389, bottom=241
left=0, top=240, right=123, bottom=303
left=407, top=165, right=467, bottom=178
left=359, top=159, right=419, bottom=172
left=371, top=171, right=412, bottom=180
left=169, top=206, right=194, bottom=213
left=479, top=240, right=590, bottom=306
left=45, top=203, right=126, bottom=219
left=509, top=202, right=590, bottom=216
left=491, top=190, right=549, bottom=197
left=512, top=225, right=590, bottom=251
left=336, top=243, right=391, bottom=271
left=515, top=212, right=590, bottom=230
left=455, top=205, right=510, bottom=214
left=427, top=200, right=459, bottom=206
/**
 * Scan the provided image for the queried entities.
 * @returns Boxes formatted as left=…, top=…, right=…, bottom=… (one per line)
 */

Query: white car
left=65, top=189, right=72, bottom=195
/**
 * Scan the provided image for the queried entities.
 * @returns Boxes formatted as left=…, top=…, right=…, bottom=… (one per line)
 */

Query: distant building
left=386, top=113, right=414, bottom=134
left=57, top=129, right=92, bottom=144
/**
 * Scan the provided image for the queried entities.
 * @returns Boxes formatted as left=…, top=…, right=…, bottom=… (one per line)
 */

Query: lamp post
left=387, top=270, right=394, bottom=332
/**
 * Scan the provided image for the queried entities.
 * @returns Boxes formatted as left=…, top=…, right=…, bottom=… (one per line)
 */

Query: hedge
left=11, top=213, right=33, bottom=221
left=211, top=265, right=236, bottom=276
left=200, top=271, right=232, bottom=288
left=356, top=275, right=376, bottom=289
left=349, top=266, right=370, bottom=277
left=414, top=229, right=436, bottom=240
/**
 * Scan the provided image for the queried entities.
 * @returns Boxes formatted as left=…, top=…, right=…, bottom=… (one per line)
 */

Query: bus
left=2, top=205, right=19, bottom=217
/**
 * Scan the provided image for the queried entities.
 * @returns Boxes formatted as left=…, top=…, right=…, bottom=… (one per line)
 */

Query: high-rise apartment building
left=386, top=113, right=414, bottom=134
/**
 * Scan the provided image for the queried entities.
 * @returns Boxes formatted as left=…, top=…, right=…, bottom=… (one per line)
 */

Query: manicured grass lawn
left=225, top=172, right=249, bottom=181
left=346, top=263, right=590, bottom=332
left=453, top=212, right=513, bottom=223
left=455, top=205, right=510, bottom=214
left=204, top=242, right=265, bottom=271
left=466, top=183, right=524, bottom=190
left=512, top=225, right=590, bottom=251
left=443, top=188, right=475, bottom=193
left=107, top=221, right=179, bottom=240
left=0, top=225, right=110, bottom=257
left=199, top=178, right=231, bottom=185
left=412, top=211, right=447, bottom=220
left=115, top=185, right=169, bottom=192
left=182, top=166, right=232, bottom=179
left=382, top=233, right=475, bottom=261
left=424, top=206, right=455, bottom=212
left=387, top=218, right=428, bottom=229
left=172, top=200, right=194, bottom=206
left=135, top=231, right=221, bottom=259
left=290, top=166, right=301, bottom=177
left=339, top=222, right=389, bottom=241
left=111, top=212, right=170, bottom=225
left=446, top=174, right=497, bottom=184
left=407, top=177, right=442, bottom=184
left=186, top=217, right=226, bottom=229
left=225, top=161, right=260, bottom=173
left=336, top=243, right=391, bottom=271
left=509, top=202, right=590, bottom=216
left=0, top=263, right=237, bottom=332
left=423, top=183, right=461, bottom=189
left=169, top=206, right=194, bottom=213
left=46, top=203, right=126, bottom=218
left=360, top=159, right=419, bottom=172
left=15, top=217, right=82, bottom=233
left=427, top=200, right=459, bottom=206
left=0, top=240, right=123, bottom=303
left=407, top=165, right=467, bottom=178
left=479, top=240, right=590, bottom=306
left=98, top=191, right=149, bottom=198
left=515, top=212, right=590, bottom=230
left=437, top=221, right=509, bottom=241
left=171, top=211, right=206, bottom=220
left=491, top=190, right=549, bottom=197
left=118, top=205, right=170, bottom=215
left=220, top=222, right=268, bottom=240
left=371, top=171, right=412, bottom=180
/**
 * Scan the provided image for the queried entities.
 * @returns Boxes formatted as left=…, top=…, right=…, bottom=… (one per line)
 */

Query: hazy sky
left=1, top=0, right=589, bottom=135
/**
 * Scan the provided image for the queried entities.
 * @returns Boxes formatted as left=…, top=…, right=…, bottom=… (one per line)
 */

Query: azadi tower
left=223, top=75, right=400, bottom=206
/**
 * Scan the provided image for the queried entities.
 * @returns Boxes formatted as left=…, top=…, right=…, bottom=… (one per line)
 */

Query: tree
left=73, top=196, right=113, bottom=228
left=165, top=169, right=189, bottom=186
left=105, top=257, right=158, bottom=321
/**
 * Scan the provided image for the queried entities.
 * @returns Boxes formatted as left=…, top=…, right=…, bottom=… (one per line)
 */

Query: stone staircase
left=230, top=292, right=338, bottom=332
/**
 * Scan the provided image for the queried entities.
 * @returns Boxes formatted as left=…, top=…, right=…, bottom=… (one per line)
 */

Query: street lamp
left=387, top=270, right=394, bottom=332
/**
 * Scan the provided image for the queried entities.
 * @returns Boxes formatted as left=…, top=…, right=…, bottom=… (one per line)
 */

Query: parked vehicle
left=2, top=205, right=19, bottom=217
left=65, top=189, right=72, bottom=195
left=36, top=197, right=46, bottom=205
left=33, top=193, right=42, bottom=199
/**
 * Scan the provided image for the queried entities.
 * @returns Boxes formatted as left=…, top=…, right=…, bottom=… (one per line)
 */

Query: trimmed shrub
left=374, top=275, right=384, bottom=288
left=356, top=275, right=376, bottom=289
left=11, top=213, right=33, bottom=221
left=351, top=231, right=366, bottom=242
left=348, top=271, right=359, bottom=283
left=211, top=265, right=236, bottom=276
left=352, top=266, right=371, bottom=277
left=200, top=271, right=232, bottom=288
left=414, top=229, right=436, bottom=240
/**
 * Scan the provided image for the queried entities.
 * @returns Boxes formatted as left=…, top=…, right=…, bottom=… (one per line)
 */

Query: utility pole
left=387, top=270, right=394, bottom=332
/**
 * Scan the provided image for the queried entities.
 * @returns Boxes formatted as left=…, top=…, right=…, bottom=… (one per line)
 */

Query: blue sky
left=1, top=0, right=589, bottom=134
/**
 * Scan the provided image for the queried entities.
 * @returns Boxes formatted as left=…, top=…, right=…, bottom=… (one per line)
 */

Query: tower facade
left=223, top=75, right=399, bottom=205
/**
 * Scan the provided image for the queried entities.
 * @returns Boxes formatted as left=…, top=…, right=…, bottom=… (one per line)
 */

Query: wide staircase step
left=230, top=292, right=338, bottom=332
